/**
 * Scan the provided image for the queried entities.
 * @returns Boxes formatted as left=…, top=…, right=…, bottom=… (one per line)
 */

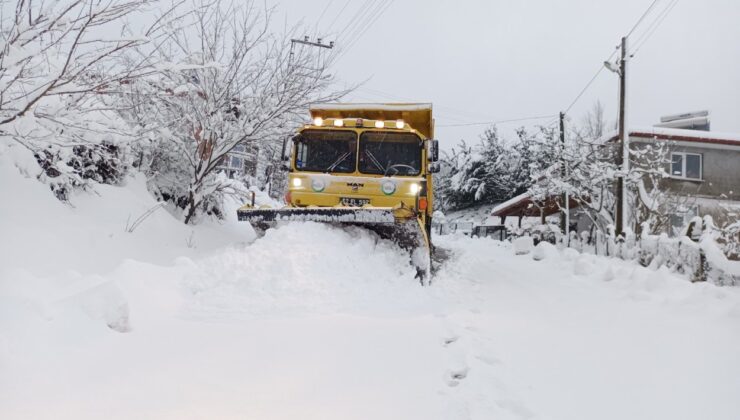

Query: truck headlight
left=381, top=180, right=396, bottom=195
left=292, top=178, right=302, bottom=187
left=409, top=183, right=420, bottom=195
left=311, top=178, right=325, bottom=192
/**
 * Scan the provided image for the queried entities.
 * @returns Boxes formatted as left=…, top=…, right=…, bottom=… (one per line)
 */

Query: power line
left=316, top=1, right=333, bottom=28
left=350, top=86, right=507, bottom=122
left=563, top=47, right=619, bottom=115
left=347, top=90, right=478, bottom=124
left=337, top=0, right=379, bottom=45
left=631, top=0, right=679, bottom=57
left=326, top=1, right=351, bottom=33
left=562, top=0, right=672, bottom=116
left=335, top=0, right=375, bottom=41
left=626, top=0, right=661, bottom=38
left=437, top=114, right=557, bottom=128
left=336, top=0, right=394, bottom=62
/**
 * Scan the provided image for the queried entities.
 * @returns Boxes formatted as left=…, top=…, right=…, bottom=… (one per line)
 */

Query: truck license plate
left=340, top=197, right=370, bottom=207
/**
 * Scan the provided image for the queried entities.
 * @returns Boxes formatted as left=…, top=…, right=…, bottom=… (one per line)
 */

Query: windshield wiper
left=364, top=150, right=385, bottom=173
left=326, top=151, right=352, bottom=172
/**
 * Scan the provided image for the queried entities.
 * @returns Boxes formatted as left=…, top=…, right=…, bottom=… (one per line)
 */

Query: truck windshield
left=294, top=130, right=357, bottom=173
left=359, top=131, right=422, bottom=176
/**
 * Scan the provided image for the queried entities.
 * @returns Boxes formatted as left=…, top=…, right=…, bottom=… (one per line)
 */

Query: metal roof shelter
left=491, top=192, right=582, bottom=226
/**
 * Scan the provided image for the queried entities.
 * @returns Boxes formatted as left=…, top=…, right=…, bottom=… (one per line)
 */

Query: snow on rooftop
left=597, top=126, right=740, bottom=145
left=628, top=126, right=740, bottom=144
left=491, top=191, right=531, bottom=215
left=310, top=103, right=433, bottom=112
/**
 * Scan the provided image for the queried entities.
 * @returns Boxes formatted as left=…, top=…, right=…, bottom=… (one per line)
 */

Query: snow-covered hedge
left=507, top=218, right=739, bottom=286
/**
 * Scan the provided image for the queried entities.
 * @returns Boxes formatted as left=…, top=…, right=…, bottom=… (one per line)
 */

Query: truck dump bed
left=309, top=103, right=434, bottom=139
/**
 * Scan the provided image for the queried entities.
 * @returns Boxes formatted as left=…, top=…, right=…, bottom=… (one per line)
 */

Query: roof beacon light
left=334, top=118, right=344, bottom=127
left=313, top=117, right=323, bottom=126
left=375, top=120, right=384, bottom=129
left=396, top=120, right=405, bottom=129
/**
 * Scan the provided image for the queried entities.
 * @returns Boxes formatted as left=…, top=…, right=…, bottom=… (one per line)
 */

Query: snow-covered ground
left=2, top=159, right=740, bottom=420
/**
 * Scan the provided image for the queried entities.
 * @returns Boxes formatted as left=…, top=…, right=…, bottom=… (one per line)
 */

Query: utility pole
left=615, top=36, right=628, bottom=238
left=559, top=111, right=568, bottom=242
left=289, top=36, right=334, bottom=62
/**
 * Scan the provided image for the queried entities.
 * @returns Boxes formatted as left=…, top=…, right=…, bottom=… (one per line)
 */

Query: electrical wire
left=631, top=0, right=680, bottom=57
left=334, top=0, right=376, bottom=41
left=437, top=115, right=558, bottom=128
left=562, top=0, right=672, bottom=115
left=626, top=0, right=661, bottom=38
left=351, top=86, right=509, bottom=123
left=563, top=46, right=619, bottom=115
left=326, top=0, right=351, bottom=33
left=316, top=1, right=333, bottom=28
left=335, top=0, right=394, bottom=62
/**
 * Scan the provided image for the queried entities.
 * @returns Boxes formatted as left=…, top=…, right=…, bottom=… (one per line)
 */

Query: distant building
left=491, top=112, right=740, bottom=236
left=216, top=143, right=259, bottom=178
left=618, top=124, right=740, bottom=233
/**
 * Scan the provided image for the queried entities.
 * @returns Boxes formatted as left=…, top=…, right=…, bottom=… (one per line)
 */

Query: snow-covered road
left=2, top=220, right=740, bottom=420
left=1, top=161, right=739, bottom=420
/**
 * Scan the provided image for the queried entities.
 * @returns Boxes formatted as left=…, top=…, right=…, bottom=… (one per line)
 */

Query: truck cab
left=284, top=103, right=439, bottom=236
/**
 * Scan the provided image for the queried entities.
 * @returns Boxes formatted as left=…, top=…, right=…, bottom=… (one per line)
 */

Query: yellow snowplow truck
left=237, top=103, right=440, bottom=283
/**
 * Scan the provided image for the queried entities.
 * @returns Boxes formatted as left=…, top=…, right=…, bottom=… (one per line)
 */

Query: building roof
left=603, top=126, right=740, bottom=148
left=491, top=192, right=581, bottom=218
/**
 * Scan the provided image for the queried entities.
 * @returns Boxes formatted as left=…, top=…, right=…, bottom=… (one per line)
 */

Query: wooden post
left=616, top=36, right=628, bottom=238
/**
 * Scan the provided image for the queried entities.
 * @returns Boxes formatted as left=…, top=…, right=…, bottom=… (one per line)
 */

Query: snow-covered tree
left=529, top=102, right=678, bottom=237
left=121, top=0, right=346, bottom=223
left=0, top=0, right=163, bottom=198
left=436, top=125, right=560, bottom=211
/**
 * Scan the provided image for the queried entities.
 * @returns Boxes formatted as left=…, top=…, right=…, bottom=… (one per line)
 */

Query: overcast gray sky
left=271, top=0, right=740, bottom=148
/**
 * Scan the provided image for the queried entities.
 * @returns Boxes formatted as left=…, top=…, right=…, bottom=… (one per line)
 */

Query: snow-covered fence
left=510, top=219, right=739, bottom=286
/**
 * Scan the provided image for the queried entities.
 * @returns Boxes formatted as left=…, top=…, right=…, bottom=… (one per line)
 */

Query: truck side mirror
left=427, top=139, right=439, bottom=162
left=281, top=135, right=295, bottom=162
left=428, top=162, right=440, bottom=173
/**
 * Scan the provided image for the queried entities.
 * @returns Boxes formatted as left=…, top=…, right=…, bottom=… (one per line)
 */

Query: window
left=358, top=131, right=422, bottom=176
left=670, top=152, right=702, bottom=180
left=294, top=130, right=357, bottom=173
left=229, top=156, right=244, bottom=170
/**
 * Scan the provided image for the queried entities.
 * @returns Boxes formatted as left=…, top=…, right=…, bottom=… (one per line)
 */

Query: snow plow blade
left=237, top=206, right=431, bottom=283
left=237, top=207, right=396, bottom=225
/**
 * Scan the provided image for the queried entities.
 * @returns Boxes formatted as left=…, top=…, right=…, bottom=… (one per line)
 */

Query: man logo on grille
left=346, top=182, right=363, bottom=192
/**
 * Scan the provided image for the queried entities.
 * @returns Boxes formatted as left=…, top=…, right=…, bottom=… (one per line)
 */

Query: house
left=216, top=143, right=259, bottom=179
left=492, top=112, right=740, bottom=237
left=617, top=124, right=740, bottom=233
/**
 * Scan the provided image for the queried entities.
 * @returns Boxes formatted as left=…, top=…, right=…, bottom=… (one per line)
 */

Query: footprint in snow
left=443, top=335, right=459, bottom=347
left=446, top=367, right=469, bottom=387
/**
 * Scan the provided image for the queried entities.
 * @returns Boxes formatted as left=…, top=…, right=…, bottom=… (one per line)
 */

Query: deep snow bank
left=3, top=148, right=740, bottom=420
left=0, top=145, right=255, bottom=276
left=1, top=152, right=447, bottom=420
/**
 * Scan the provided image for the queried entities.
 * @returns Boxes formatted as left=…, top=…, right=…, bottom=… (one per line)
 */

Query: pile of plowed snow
left=184, top=222, right=436, bottom=318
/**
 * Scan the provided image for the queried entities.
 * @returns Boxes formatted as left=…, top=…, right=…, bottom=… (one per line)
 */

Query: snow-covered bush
left=718, top=222, right=740, bottom=261
left=34, top=142, right=128, bottom=200
left=513, top=236, right=534, bottom=255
